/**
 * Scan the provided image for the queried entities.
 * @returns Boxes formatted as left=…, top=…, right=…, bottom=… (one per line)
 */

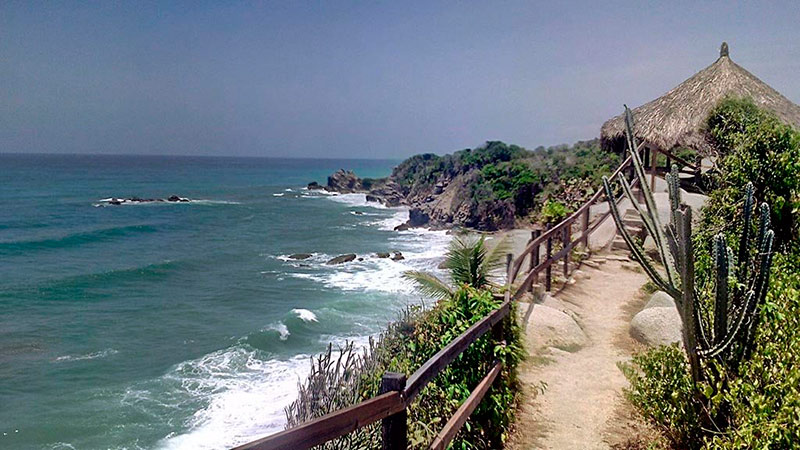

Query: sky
left=2, top=1, right=800, bottom=159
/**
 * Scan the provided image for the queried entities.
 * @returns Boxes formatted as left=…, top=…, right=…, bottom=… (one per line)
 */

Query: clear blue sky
left=2, top=1, right=799, bottom=158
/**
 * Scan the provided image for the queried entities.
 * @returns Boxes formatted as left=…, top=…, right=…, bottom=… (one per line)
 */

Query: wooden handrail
left=509, top=150, right=638, bottom=280
left=404, top=300, right=511, bottom=401
left=429, top=361, right=503, bottom=450
left=232, top=391, right=405, bottom=450
left=232, top=143, right=662, bottom=450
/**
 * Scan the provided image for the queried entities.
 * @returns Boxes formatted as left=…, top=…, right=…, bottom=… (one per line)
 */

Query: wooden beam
left=429, top=362, right=503, bottom=450
left=404, top=302, right=510, bottom=401
left=232, top=392, right=405, bottom=450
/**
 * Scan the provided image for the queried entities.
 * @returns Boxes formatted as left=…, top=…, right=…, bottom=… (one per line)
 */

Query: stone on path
left=630, top=306, right=682, bottom=347
left=527, top=304, right=588, bottom=352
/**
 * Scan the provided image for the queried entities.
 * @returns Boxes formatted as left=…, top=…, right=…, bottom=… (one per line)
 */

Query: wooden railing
left=232, top=144, right=697, bottom=450
left=508, top=144, right=699, bottom=293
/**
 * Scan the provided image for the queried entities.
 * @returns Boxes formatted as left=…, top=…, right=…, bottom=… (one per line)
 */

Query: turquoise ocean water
left=0, top=154, right=449, bottom=449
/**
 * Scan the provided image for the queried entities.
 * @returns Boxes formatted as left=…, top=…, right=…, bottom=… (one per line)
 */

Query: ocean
left=0, top=154, right=449, bottom=450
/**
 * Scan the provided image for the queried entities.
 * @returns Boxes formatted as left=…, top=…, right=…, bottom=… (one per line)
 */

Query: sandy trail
left=509, top=255, right=649, bottom=449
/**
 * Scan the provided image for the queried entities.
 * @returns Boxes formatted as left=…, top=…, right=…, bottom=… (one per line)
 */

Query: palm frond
left=402, top=270, right=453, bottom=300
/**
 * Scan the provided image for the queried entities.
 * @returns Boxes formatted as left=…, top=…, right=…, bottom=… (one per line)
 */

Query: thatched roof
left=601, top=42, right=800, bottom=153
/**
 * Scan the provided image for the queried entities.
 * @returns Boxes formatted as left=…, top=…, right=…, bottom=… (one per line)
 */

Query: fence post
left=562, top=225, right=570, bottom=278
left=545, top=224, right=553, bottom=292
left=380, top=372, right=407, bottom=450
left=581, top=207, right=589, bottom=248
left=694, top=154, right=702, bottom=186
left=530, top=229, right=541, bottom=288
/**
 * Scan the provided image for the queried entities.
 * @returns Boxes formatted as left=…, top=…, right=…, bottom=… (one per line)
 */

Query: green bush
left=705, top=97, right=800, bottom=247
left=620, top=345, right=705, bottom=449
left=539, top=199, right=569, bottom=224
left=285, top=285, right=523, bottom=449
left=705, top=252, right=800, bottom=448
left=624, top=100, right=800, bottom=449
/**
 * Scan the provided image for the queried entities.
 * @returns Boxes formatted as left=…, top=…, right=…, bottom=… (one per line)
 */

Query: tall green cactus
left=602, top=106, right=774, bottom=383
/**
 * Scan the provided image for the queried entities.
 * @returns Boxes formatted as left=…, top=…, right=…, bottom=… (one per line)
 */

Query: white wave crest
left=292, top=309, right=318, bottom=323
left=327, top=193, right=386, bottom=209
left=156, top=347, right=309, bottom=450
left=266, top=322, right=290, bottom=341
left=53, top=348, right=118, bottom=362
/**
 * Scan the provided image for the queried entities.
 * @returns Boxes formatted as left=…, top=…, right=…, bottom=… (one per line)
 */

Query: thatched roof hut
left=601, top=42, right=800, bottom=154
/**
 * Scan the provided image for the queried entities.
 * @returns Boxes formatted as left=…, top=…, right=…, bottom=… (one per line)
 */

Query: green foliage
left=539, top=200, right=569, bottom=224
left=403, top=234, right=508, bottom=300
left=284, top=286, right=523, bottom=449
left=618, top=100, right=800, bottom=449
left=704, top=252, right=800, bottom=448
left=620, top=346, right=705, bottom=449
left=705, top=97, right=800, bottom=247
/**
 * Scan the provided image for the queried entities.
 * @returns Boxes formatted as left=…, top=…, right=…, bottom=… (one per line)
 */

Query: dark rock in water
left=110, top=199, right=122, bottom=205
left=393, top=222, right=411, bottom=231
left=307, top=181, right=323, bottom=190
left=327, top=169, right=362, bottom=193
left=326, top=254, right=357, bottom=265
left=288, top=253, right=313, bottom=260
left=352, top=211, right=364, bottom=215
left=408, top=208, right=430, bottom=227
left=391, top=252, right=404, bottom=261
left=365, top=194, right=380, bottom=203
left=376, top=252, right=391, bottom=258
left=357, top=257, right=364, bottom=261
left=167, top=195, right=190, bottom=202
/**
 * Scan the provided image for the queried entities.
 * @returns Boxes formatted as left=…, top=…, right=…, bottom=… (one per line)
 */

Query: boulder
left=365, top=194, right=380, bottom=203
left=644, top=291, right=675, bottom=309
left=391, top=252, right=405, bottom=261
left=288, top=253, right=313, bottom=260
left=408, top=208, right=430, bottom=227
left=326, top=170, right=362, bottom=193
left=307, top=181, right=323, bottom=190
left=630, top=307, right=682, bottom=347
left=393, top=222, right=411, bottom=231
left=526, top=304, right=588, bottom=351
left=643, top=235, right=659, bottom=259
left=376, top=252, right=391, bottom=258
left=326, top=254, right=357, bottom=265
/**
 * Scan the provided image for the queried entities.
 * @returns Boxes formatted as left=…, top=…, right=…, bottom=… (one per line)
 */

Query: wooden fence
left=232, top=144, right=697, bottom=450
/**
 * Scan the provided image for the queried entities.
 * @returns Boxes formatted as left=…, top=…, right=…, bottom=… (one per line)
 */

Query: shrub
left=705, top=97, right=800, bottom=247
left=540, top=199, right=569, bottom=224
left=620, top=345, right=705, bottom=449
left=284, top=286, right=523, bottom=449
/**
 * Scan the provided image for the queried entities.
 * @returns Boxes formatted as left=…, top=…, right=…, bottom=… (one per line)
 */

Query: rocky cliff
left=313, top=140, right=618, bottom=232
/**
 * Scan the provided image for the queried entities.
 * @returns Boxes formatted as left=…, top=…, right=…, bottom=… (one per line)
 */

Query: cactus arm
left=666, top=224, right=684, bottom=288
left=743, top=229, right=774, bottom=360
left=736, top=183, right=754, bottom=284
left=699, top=290, right=755, bottom=359
left=617, top=173, right=677, bottom=286
left=712, top=234, right=730, bottom=345
left=604, top=177, right=679, bottom=298
left=623, top=107, right=669, bottom=253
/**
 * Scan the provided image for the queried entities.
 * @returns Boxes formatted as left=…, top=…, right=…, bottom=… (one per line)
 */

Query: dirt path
left=508, top=255, right=651, bottom=449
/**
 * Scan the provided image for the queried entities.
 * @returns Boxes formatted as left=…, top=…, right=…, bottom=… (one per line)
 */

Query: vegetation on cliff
left=326, top=139, right=619, bottom=231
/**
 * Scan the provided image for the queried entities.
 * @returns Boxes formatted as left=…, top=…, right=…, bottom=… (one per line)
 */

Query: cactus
left=602, top=106, right=774, bottom=383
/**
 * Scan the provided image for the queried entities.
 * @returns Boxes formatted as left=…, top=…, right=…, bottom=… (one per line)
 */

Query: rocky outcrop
left=307, top=181, right=323, bottom=190
left=326, top=254, right=357, bottom=265
left=288, top=253, right=313, bottom=260
left=99, top=196, right=190, bottom=206
left=326, top=170, right=362, bottom=193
